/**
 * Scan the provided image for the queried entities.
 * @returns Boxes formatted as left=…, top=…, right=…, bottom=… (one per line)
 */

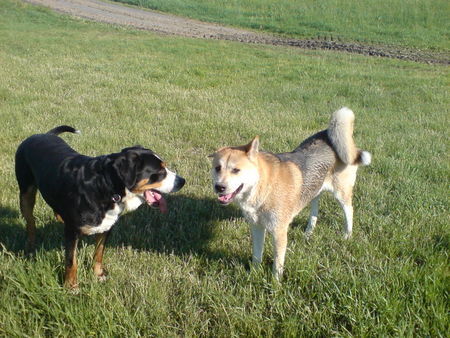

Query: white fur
left=305, top=196, right=319, bottom=235
left=250, top=224, right=266, bottom=265
left=122, top=188, right=145, bottom=212
left=80, top=203, right=124, bottom=235
left=241, top=202, right=259, bottom=224
left=158, top=169, right=178, bottom=193
left=212, top=158, right=260, bottom=198
left=79, top=168, right=181, bottom=236
left=121, top=168, right=180, bottom=212
left=360, top=151, right=372, bottom=166
left=340, top=203, right=353, bottom=239
left=334, top=107, right=355, bottom=122
left=328, top=107, right=357, bottom=164
left=318, top=179, right=334, bottom=194
left=80, top=187, right=143, bottom=235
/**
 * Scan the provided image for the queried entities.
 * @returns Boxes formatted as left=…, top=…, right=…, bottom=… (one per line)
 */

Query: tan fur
left=20, top=186, right=37, bottom=253
left=55, top=213, right=64, bottom=223
left=255, top=155, right=303, bottom=220
left=210, top=108, right=370, bottom=280
left=132, top=179, right=163, bottom=194
left=64, top=237, right=79, bottom=288
left=93, top=233, right=108, bottom=280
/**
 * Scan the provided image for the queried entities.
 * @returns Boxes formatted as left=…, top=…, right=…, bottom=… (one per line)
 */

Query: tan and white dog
left=209, top=107, right=371, bottom=280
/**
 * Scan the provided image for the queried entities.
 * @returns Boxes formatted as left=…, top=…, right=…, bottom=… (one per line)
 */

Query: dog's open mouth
left=144, top=189, right=168, bottom=213
left=218, top=184, right=243, bottom=205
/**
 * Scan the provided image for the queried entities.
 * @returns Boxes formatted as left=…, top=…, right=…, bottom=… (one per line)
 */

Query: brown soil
left=25, top=0, right=449, bottom=65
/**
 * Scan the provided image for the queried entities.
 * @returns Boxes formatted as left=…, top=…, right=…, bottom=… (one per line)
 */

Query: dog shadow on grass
left=0, top=195, right=248, bottom=266
left=108, top=194, right=249, bottom=266
left=0, top=206, right=67, bottom=254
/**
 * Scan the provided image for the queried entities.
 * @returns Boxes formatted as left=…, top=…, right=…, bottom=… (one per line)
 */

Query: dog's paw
left=343, top=232, right=352, bottom=240
left=95, top=268, right=108, bottom=282
left=97, top=274, right=108, bottom=283
left=64, top=280, right=80, bottom=293
left=304, top=230, right=314, bottom=239
left=67, top=286, right=80, bottom=295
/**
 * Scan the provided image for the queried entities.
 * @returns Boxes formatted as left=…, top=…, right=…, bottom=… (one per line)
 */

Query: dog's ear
left=208, top=146, right=228, bottom=159
left=245, top=136, right=259, bottom=161
left=113, top=150, right=139, bottom=190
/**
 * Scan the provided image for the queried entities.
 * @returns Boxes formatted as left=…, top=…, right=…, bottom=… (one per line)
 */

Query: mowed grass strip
left=114, top=0, right=450, bottom=51
left=0, top=0, right=448, bottom=336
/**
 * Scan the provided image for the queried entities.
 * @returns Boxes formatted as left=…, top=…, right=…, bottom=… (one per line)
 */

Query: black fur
left=15, top=126, right=184, bottom=287
left=15, top=132, right=165, bottom=229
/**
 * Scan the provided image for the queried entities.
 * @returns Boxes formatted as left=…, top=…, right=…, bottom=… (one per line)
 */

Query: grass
left=114, top=0, right=450, bottom=51
left=0, top=0, right=449, bottom=336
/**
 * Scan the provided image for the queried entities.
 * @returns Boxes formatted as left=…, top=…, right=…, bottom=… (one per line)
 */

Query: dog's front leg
left=93, top=231, right=110, bottom=281
left=272, top=225, right=288, bottom=281
left=250, top=223, right=266, bottom=266
left=64, top=227, right=79, bottom=289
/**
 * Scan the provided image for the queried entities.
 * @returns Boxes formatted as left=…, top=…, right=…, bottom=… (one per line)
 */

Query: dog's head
left=209, top=137, right=260, bottom=205
left=113, top=146, right=185, bottom=213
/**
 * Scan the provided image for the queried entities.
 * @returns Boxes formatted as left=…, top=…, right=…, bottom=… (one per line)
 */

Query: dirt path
left=24, top=0, right=449, bottom=65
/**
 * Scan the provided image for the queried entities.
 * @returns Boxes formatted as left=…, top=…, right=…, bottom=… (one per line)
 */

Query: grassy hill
left=0, top=0, right=448, bottom=336
left=114, top=0, right=450, bottom=51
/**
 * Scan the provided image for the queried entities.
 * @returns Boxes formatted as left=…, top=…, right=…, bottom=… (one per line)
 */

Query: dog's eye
left=149, top=174, right=159, bottom=183
left=215, top=166, right=221, bottom=173
left=231, top=168, right=240, bottom=174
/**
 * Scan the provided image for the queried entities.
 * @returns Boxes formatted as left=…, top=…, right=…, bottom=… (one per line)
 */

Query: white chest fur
left=80, top=203, right=124, bottom=235
left=241, top=203, right=259, bottom=224
left=121, top=188, right=145, bottom=212
left=240, top=202, right=277, bottom=233
left=79, top=189, right=147, bottom=235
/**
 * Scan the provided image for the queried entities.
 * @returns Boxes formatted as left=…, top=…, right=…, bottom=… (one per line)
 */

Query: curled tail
left=327, top=107, right=371, bottom=166
left=47, top=125, right=80, bottom=136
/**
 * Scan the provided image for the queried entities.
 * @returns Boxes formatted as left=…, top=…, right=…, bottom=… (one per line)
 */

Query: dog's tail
left=327, top=107, right=371, bottom=166
left=47, top=125, right=81, bottom=136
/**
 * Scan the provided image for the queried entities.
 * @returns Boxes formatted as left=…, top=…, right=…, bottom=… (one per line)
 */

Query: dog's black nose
left=173, top=176, right=185, bottom=192
left=215, top=184, right=226, bottom=193
left=177, top=176, right=186, bottom=189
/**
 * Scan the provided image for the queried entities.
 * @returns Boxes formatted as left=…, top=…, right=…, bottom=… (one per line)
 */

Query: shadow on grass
left=0, top=194, right=246, bottom=264
left=109, top=194, right=246, bottom=264
left=0, top=205, right=67, bottom=254
left=0, top=206, right=24, bottom=252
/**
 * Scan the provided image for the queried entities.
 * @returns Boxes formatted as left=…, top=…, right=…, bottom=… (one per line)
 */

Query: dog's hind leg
left=16, top=151, right=38, bottom=253
left=19, top=186, right=38, bottom=253
left=333, top=166, right=357, bottom=239
left=93, top=231, right=110, bottom=281
left=340, top=201, right=353, bottom=240
left=334, top=189, right=354, bottom=239
left=305, top=196, right=320, bottom=236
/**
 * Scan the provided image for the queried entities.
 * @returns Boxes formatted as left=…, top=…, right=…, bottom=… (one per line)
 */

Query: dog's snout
left=215, top=184, right=226, bottom=193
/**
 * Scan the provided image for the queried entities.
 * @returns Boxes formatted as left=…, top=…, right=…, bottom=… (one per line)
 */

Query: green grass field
left=0, top=0, right=449, bottom=336
left=114, top=0, right=450, bottom=51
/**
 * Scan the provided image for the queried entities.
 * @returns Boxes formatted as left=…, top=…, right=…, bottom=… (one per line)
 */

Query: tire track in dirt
left=24, top=0, right=449, bottom=65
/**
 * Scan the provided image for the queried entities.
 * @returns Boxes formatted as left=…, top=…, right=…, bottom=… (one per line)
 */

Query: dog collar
left=112, top=194, right=121, bottom=203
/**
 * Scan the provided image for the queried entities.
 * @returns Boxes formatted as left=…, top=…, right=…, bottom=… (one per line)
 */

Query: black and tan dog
left=15, top=126, right=185, bottom=288
left=209, top=108, right=371, bottom=280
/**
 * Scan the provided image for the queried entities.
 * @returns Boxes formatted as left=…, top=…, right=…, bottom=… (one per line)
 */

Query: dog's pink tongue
left=158, top=196, right=168, bottom=213
left=218, top=193, right=233, bottom=203
left=144, top=190, right=168, bottom=213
